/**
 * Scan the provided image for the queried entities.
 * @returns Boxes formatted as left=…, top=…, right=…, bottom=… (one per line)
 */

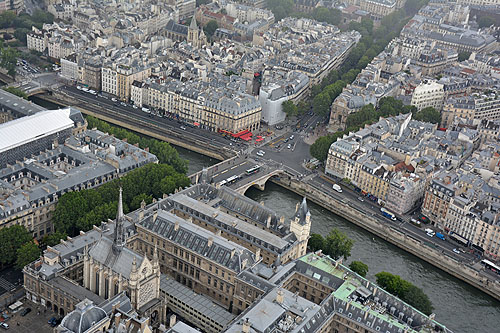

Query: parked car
left=180, top=126, right=186, bottom=130
left=357, top=196, right=364, bottom=202
left=287, top=144, right=291, bottom=149
left=0, top=322, right=9, bottom=330
left=20, top=308, right=31, bottom=316
left=48, top=317, right=59, bottom=327
left=453, top=248, right=460, bottom=254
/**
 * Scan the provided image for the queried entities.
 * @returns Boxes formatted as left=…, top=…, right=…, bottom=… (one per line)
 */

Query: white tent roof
left=0, top=108, right=74, bottom=153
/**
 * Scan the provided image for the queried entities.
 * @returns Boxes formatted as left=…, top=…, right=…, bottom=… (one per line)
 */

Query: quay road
left=46, top=86, right=500, bottom=288
left=55, top=86, right=246, bottom=158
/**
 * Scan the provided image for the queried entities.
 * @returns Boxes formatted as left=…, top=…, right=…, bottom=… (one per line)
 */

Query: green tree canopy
left=267, top=0, right=294, bottom=21
left=0, top=225, right=33, bottom=265
left=41, top=230, right=67, bottom=248
left=458, top=51, right=471, bottom=62
left=203, top=20, right=218, bottom=40
left=3, top=86, right=27, bottom=99
left=324, top=228, right=354, bottom=260
left=0, top=46, right=18, bottom=77
left=282, top=100, right=298, bottom=118
left=311, top=7, right=341, bottom=25
left=413, top=107, right=441, bottom=124
left=375, top=272, right=434, bottom=315
left=478, top=16, right=496, bottom=28
left=16, top=241, right=41, bottom=269
left=312, top=92, right=332, bottom=117
left=349, top=261, right=369, bottom=277
left=53, top=163, right=190, bottom=236
left=308, top=234, right=324, bottom=252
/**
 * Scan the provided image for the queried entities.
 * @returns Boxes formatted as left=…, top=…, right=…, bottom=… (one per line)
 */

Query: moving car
left=287, top=144, right=291, bottom=149
left=453, top=248, right=460, bottom=254
left=332, top=184, right=342, bottom=193
left=357, top=196, right=364, bottom=202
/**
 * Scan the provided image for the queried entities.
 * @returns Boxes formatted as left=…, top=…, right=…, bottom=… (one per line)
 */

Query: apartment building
left=411, top=81, right=445, bottom=111
left=422, top=171, right=465, bottom=228
left=131, top=77, right=261, bottom=134
left=442, top=94, right=500, bottom=128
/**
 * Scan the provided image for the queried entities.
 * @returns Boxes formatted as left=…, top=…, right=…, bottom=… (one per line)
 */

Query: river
left=32, top=96, right=499, bottom=332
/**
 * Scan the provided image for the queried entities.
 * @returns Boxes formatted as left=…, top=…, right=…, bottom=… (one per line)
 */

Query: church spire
left=189, top=16, right=198, bottom=30
left=113, top=187, right=125, bottom=253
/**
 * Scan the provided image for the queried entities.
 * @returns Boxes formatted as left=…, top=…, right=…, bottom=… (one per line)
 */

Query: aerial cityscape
left=0, top=0, right=498, bottom=332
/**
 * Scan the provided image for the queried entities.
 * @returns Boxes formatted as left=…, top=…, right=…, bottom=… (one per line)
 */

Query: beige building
left=78, top=58, right=102, bottom=91
left=131, top=79, right=261, bottom=134
left=474, top=213, right=500, bottom=260
left=442, top=96, right=475, bottom=128
left=102, top=64, right=152, bottom=101
left=411, top=81, right=445, bottom=111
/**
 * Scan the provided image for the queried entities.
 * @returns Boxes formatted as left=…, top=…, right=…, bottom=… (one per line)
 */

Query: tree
left=282, top=100, right=298, bottom=117
left=478, top=16, right=496, bottom=28
left=308, top=234, right=324, bottom=252
left=349, top=261, right=369, bottom=277
left=324, top=228, right=354, bottom=260
left=3, top=86, right=28, bottom=99
left=375, top=272, right=434, bottom=315
left=458, top=51, right=471, bottom=62
left=53, top=163, right=190, bottom=237
left=267, top=0, right=294, bottom=21
left=312, top=92, right=331, bottom=117
left=16, top=241, right=41, bottom=269
left=413, top=107, right=441, bottom=124
left=0, top=225, right=33, bottom=265
left=0, top=46, right=18, bottom=77
left=41, top=231, right=67, bottom=247
left=203, top=20, right=218, bottom=40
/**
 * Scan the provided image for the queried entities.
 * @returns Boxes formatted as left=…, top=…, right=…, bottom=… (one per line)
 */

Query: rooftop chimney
left=174, top=221, right=179, bottom=231
left=276, top=289, right=284, bottom=304
left=169, top=314, right=177, bottom=328
left=242, top=318, right=251, bottom=333
left=114, top=313, right=121, bottom=328
left=208, top=237, right=213, bottom=247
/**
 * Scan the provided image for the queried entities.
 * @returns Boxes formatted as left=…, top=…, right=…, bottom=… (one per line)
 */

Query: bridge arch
left=235, top=169, right=286, bottom=195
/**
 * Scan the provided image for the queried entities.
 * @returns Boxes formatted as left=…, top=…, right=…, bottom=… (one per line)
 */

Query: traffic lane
left=63, top=86, right=236, bottom=146
left=63, top=88, right=235, bottom=148
left=75, top=99, right=237, bottom=157
left=211, top=161, right=254, bottom=183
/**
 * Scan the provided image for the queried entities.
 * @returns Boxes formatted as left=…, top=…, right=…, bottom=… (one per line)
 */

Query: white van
left=332, top=184, right=342, bottom=193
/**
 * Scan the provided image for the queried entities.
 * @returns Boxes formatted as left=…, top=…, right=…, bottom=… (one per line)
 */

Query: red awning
left=193, top=122, right=200, bottom=127
left=240, top=135, right=252, bottom=141
left=256, top=137, right=264, bottom=142
left=234, top=130, right=250, bottom=138
left=240, top=132, right=253, bottom=141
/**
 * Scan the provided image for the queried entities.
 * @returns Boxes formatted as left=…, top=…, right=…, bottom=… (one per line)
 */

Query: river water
left=32, top=96, right=499, bottom=332
left=181, top=150, right=499, bottom=332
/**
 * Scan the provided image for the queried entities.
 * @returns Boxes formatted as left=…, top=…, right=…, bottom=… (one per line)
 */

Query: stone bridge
left=232, top=167, right=286, bottom=194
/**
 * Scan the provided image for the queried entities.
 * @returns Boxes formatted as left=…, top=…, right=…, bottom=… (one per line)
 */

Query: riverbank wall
left=272, top=176, right=500, bottom=302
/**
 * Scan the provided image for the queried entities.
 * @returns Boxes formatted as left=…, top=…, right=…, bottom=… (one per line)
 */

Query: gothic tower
left=290, top=197, right=311, bottom=257
left=113, top=187, right=125, bottom=253
left=187, top=17, right=199, bottom=46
